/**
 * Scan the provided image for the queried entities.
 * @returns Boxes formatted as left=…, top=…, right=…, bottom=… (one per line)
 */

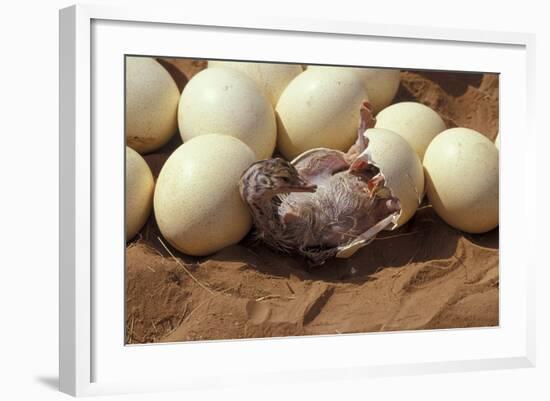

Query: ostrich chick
left=239, top=102, right=401, bottom=265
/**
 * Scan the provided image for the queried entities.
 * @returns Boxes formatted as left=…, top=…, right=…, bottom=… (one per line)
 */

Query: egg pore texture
left=178, top=67, right=276, bottom=160
left=125, top=57, right=180, bottom=154
left=375, top=101, right=446, bottom=160
left=276, top=68, right=368, bottom=160
left=126, top=146, right=155, bottom=240
left=364, top=128, right=424, bottom=227
left=154, top=134, right=256, bottom=256
left=207, top=60, right=302, bottom=107
left=423, top=127, right=499, bottom=233
left=307, top=65, right=400, bottom=114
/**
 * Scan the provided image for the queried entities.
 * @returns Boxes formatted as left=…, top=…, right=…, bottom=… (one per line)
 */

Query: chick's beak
left=279, top=178, right=317, bottom=193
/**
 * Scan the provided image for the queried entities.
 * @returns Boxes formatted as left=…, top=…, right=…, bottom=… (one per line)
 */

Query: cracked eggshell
left=178, top=67, right=276, bottom=160
left=207, top=61, right=302, bottom=107
left=276, top=68, right=368, bottom=160
left=364, top=128, right=425, bottom=227
left=375, top=101, right=446, bottom=160
left=307, top=65, right=400, bottom=114
left=423, top=128, right=499, bottom=233
left=154, top=134, right=256, bottom=256
left=126, top=147, right=155, bottom=241
left=125, top=57, right=180, bottom=154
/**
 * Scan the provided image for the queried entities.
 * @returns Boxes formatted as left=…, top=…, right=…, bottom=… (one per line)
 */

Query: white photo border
left=59, top=4, right=536, bottom=397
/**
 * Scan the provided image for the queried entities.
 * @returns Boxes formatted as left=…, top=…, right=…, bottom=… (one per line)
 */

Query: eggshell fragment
left=375, top=101, right=446, bottom=160
left=154, top=134, right=256, bottom=256
left=364, top=128, right=425, bottom=227
left=423, top=128, right=499, bottom=233
left=178, top=67, right=276, bottom=160
left=290, top=128, right=423, bottom=259
left=207, top=61, right=302, bottom=107
left=307, top=66, right=400, bottom=113
left=276, top=68, right=368, bottom=160
left=125, top=57, right=180, bottom=154
left=126, top=147, right=154, bottom=241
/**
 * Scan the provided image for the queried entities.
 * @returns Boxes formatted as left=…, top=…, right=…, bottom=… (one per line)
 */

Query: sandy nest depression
left=126, top=59, right=499, bottom=344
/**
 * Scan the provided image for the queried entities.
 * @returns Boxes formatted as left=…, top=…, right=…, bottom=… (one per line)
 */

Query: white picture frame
left=59, top=3, right=536, bottom=397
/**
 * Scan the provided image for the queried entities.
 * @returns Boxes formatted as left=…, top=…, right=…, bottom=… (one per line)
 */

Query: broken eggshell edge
left=291, top=128, right=424, bottom=259
left=363, top=128, right=425, bottom=227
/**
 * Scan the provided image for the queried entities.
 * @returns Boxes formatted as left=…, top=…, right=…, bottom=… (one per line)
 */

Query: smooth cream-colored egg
left=276, top=68, right=368, bottom=160
left=125, top=57, right=180, bottom=154
left=178, top=67, right=276, bottom=160
left=207, top=61, right=302, bottom=107
left=364, top=128, right=425, bottom=227
left=423, top=128, right=499, bottom=233
left=307, top=66, right=400, bottom=114
left=154, top=134, right=256, bottom=256
left=375, top=101, right=446, bottom=160
left=495, top=132, right=500, bottom=150
left=126, top=147, right=155, bottom=241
